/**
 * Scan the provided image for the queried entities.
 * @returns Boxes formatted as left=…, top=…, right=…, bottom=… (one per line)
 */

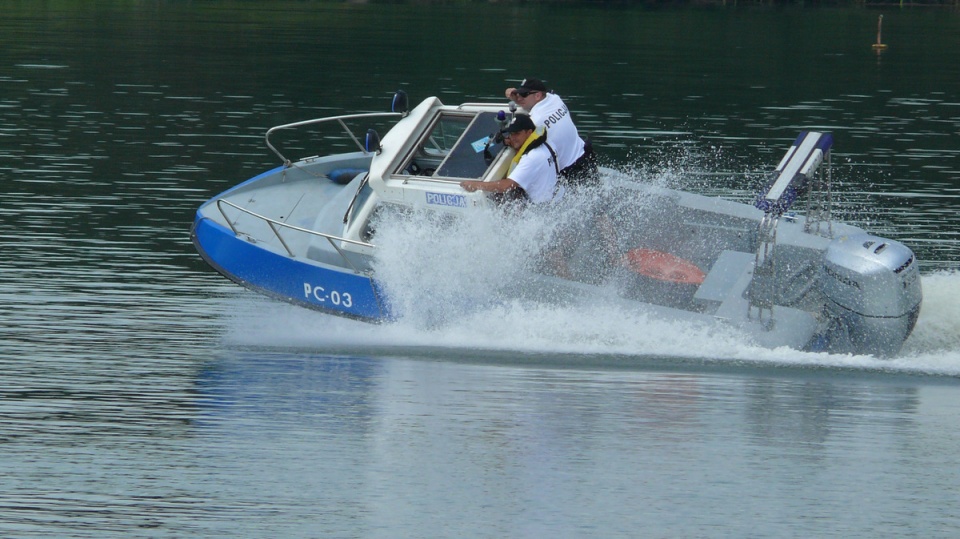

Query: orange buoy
left=622, top=249, right=706, bottom=285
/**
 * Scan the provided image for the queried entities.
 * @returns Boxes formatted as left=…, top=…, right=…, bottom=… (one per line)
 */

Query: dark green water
left=2, top=3, right=960, bottom=537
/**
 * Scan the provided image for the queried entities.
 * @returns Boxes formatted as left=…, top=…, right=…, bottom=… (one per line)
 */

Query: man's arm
left=460, top=178, right=520, bottom=194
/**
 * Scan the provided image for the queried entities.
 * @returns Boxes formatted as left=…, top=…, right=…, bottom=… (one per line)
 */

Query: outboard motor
left=816, top=233, right=922, bottom=357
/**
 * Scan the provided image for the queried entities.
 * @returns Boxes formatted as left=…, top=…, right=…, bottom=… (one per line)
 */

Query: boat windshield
left=395, top=111, right=505, bottom=180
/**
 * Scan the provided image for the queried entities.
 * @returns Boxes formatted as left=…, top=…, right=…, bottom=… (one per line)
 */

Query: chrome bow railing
left=264, top=112, right=402, bottom=166
left=215, top=198, right=373, bottom=274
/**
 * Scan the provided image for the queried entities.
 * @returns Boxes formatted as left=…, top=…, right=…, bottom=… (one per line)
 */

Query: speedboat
left=191, top=92, right=922, bottom=357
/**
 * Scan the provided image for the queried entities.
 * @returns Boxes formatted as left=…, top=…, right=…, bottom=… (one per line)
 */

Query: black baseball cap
left=517, top=78, right=548, bottom=93
left=501, top=114, right=536, bottom=134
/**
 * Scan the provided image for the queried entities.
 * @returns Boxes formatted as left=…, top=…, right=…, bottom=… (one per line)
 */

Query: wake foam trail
left=222, top=256, right=960, bottom=377
left=221, top=163, right=960, bottom=376
left=368, top=203, right=560, bottom=329
left=222, top=291, right=960, bottom=376
left=894, top=270, right=960, bottom=372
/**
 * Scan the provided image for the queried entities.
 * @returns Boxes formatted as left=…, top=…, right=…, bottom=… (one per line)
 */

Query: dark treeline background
left=7, top=0, right=960, bottom=5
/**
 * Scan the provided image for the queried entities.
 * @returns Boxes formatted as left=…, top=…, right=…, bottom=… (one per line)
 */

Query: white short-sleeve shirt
left=528, top=92, right=585, bottom=171
left=508, top=144, right=560, bottom=204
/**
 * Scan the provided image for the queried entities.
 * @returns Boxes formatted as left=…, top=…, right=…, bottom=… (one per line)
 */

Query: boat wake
left=221, top=178, right=960, bottom=377
left=222, top=271, right=960, bottom=376
left=226, top=219, right=960, bottom=375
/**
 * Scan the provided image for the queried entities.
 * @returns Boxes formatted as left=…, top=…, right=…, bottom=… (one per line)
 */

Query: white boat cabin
left=342, top=98, right=518, bottom=246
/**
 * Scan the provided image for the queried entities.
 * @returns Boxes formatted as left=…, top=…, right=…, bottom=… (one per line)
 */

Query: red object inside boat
left=622, top=249, right=706, bottom=285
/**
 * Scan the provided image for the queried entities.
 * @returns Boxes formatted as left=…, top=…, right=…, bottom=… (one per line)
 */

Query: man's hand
left=461, top=180, right=481, bottom=192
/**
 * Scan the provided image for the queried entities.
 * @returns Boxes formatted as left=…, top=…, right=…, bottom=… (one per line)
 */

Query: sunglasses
left=515, top=90, right=538, bottom=98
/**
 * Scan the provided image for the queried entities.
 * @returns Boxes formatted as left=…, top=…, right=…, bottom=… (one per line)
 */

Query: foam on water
left=223, top=173, right=960, bottom=377
left=368, top=203, right=562, bottom=329
left=224, top=271, right=960, bottom=375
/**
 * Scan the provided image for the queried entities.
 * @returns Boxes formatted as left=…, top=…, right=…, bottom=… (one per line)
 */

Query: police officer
left=505, top=78, right=598, bottom=187
left=460, top=114, right=561, bottom=205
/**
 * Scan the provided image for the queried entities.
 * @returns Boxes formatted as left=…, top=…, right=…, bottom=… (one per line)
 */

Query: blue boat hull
left=191, top=215, right=388, bottom=322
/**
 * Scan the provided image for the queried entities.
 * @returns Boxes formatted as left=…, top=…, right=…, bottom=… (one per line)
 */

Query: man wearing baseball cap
left=460, top=114, right=562, bottom=205
left=505, top=78, right=598, bottom=188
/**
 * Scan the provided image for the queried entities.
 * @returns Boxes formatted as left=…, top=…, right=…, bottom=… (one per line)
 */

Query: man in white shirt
left=459, top=114, right=561, bottom=205
left=505, top=78, right=617, bottom=278
left=505, top=78, right=598, bottom=187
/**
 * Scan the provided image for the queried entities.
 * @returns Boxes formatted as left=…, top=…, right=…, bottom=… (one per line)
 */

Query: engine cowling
left=818, top=233, right=922, bottom=357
